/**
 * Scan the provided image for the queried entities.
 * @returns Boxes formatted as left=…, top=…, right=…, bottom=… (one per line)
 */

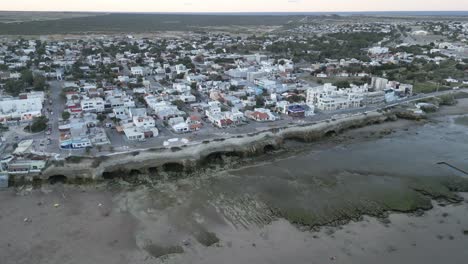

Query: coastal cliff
left=38, top=110, right=394, bottom=182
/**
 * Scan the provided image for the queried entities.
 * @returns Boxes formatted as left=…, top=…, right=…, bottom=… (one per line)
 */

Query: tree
left=33, top=76, right=46, bottom=91
left=333, top=80, right=351, bottom=88
left=0, top=123, right=8, bottom=132
left=20, top=69, right=34, bottom=85
left=172, top=100, right=185, bottom=110
left=229, top=85, right=239, bottom=91
left=27, top=116, right=48, bottom=133
left=4, top=80, right=25, bottom=96
left=97, top=114, right=106, bottom=123
left=255, top=96, right=265, bottom=107
left=287, top=94, right=303, bottom=103
left=175, top=72, right=185, bottom=79
left=62, top=111, right=71, bottom=121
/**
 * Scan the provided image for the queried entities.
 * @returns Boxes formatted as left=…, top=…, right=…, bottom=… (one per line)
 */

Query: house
left=168, top=117, right=190, bottom=133
left=133, top=116, right=155, bottom=130
left=7, top=158, right=46, bottom=175
left=179, top=94, right=196, bottom=103
left=368, top=46, right=389, bottom=55
left=171, top=122, right=189, bottom=133
left=175, top=64, right=188, bottom=74
left=123, top=128, right=145, bottom=141
left=131, top=66, right=144, bottom=76
left=113, top=107, right=128, bottom=120
left=445, top=77, right=459, bottom=83
left=225, top=108, right=245, bottom=124
left=81, top=97, right=105, bottom=113
left=249, top=111, right=270, bottom=121
left=89, top=127, right=111, bottom=145
left=245, top=108, right=276, bottom=122
left=186, top=115, right=203, bottom=131
left=208, top=112, right=233, bottom=128
left=129, top=108, right=147, bottom=119
left=316, top=73, right=328, bottom=78
left=287, top=105, right=306, bottom=118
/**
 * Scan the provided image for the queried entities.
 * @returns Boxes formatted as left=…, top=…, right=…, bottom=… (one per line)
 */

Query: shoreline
left=2, top=99, right=468, bottom=263
left=34, top=108, right=401, bottom=182
left=6, top=91, right=461, bottom=184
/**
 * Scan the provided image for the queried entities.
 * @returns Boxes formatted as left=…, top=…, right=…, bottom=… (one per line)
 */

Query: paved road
left=6, top=84, right=466, bottom=158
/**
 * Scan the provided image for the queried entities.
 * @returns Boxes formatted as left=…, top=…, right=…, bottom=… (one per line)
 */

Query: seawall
left=35, top=110, right=395, bottom=182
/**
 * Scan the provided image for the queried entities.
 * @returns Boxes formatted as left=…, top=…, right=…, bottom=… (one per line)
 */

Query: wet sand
left=1, top=99, right=468, bottom=264
left=1, top=186, right=467, bottom=264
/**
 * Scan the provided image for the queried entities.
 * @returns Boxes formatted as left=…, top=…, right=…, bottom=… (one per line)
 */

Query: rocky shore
left=35, top=108, right=402, bottom=182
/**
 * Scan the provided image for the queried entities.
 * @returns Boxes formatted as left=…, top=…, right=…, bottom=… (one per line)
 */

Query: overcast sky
left=1, top=0, right=467, bottom=12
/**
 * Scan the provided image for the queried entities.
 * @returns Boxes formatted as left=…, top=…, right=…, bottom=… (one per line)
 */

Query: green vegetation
left=413, top=82, right=442, bottom=94
left=287, top=94, right=304, bottom=103
left=25, top=116, right=48, bottom=133
left=143, top=244, right=184, bottom=258
left=266, top=32, right=388, bottom=62
left=333, top=80, right=351, bottom=88
left=61, top=111, right=71, bottom=121
left=438, top=94, right=457, bottom=106
left=194, top=230, right=220, bottom=247
left=370, top=59, right=466, bottom=93
left=97, top=114, right=106, bottom=123
left=3, top=69, right=48, bottom=96
left=0, top=13, right=296, bottom=35
left=0, top=123, right=8, bottom=131
left=171, top=100, right=185, bottom=110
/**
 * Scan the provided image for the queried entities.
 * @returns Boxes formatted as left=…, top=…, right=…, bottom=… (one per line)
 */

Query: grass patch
left=413, top=82, right=438, bottom=93
left=66, top=156, right=85, bottom=163
left=143, top=244, right=183, bottom=258
left=194, top=230, right=220, bottom=247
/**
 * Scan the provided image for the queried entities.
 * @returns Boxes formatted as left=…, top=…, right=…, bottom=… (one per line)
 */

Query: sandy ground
left=1, top=186, right=467, bottom=264
left=167, top=195, right=468, bottom=264
left=0, top=186, right=143, bottom=264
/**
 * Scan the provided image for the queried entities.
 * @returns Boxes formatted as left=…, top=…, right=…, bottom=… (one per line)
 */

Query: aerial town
left=0, top=17, right=467, bottom=184
left=2, top=2, right=468, bottom=263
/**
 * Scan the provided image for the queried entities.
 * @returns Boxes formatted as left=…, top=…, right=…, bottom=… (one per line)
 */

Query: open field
left=0, top=11, right=102, bottom=23
left=0, top=13, right=298, bottom=35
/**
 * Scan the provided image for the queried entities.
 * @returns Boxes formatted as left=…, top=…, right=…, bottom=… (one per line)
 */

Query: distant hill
left=0, top=13, right=298, bottom=35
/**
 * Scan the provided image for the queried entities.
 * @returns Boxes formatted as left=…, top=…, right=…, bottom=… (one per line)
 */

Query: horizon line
left=1, top=10, right=468, bottom=14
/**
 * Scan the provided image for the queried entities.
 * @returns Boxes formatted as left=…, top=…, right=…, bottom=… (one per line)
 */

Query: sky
left=1, top=0, right=467, bottom=13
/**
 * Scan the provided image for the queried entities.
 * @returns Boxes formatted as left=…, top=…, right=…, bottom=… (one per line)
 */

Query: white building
left=123, top=128, right=145, bottom=141
left=317, top=94, right=361, bottom=111
left=133, top=116, right=155, bottom=130
left=0, top=96, right=43, bottom=122
left=131, top=66, right=144, bottom=76
left=307, top=84, right=363, bottom=111
left=368, top=47, right=389, bottom=55
left=80, top=97, right=105, bottom=113
left=371, top=77, right=389, bottom=91
left=175, top=64, right=188, bottom=74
